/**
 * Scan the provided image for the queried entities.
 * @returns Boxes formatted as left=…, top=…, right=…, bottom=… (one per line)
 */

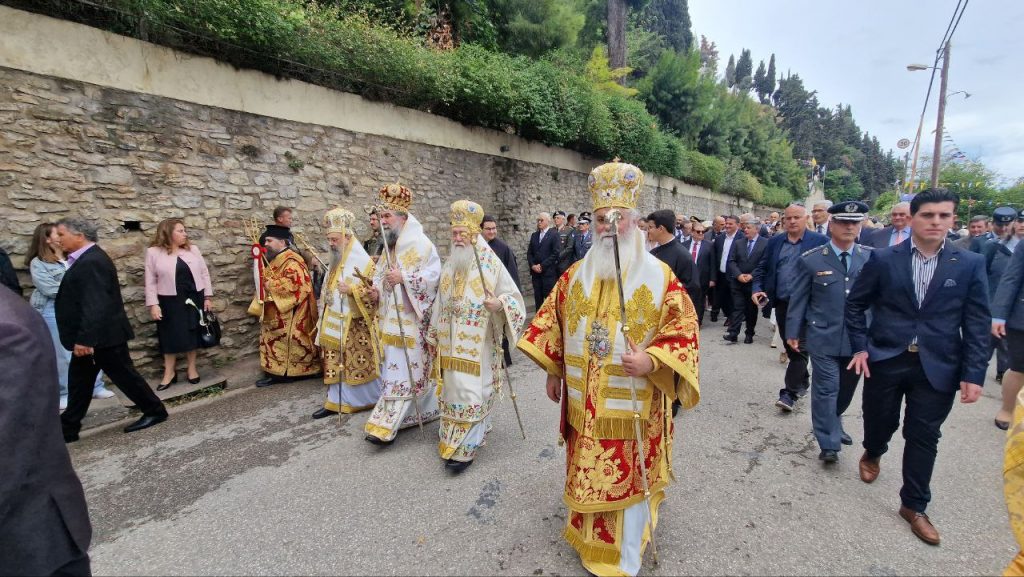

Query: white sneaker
left=59, top=395, right=68, bottom=411
left=93, top=388, right=116, bottom=399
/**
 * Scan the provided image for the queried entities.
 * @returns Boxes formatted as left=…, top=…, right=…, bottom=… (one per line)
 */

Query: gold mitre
left=589, top=160, right=643, bottom=210
left=323, top=207, right=355, bottom=235
left=378, top=182, right=412, bottom=212
left=449, top=200, right=484, bottom=234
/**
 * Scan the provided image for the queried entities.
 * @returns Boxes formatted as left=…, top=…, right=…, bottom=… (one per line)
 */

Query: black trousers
left=694, top=285, right=707, bottom=326
left=991, top=334, right=1010, bottom=376
left=773, top=299, right=810, bottom=399
left=711, top=276, right=734, bottom=319
left=51, top=553, right=91, bottom=577
left=862, top=352, right=956, bottom=513
left=726, top=281, right=757, bottom=337
left=61, top=342, right=166, bottom=437
left=530, top=274, right=556, bottom=312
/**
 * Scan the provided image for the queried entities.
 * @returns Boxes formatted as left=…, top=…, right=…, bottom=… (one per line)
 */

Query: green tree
left=753, top=60, right=767, bottom=102
left=724, top=54, right=736, bottom=88
left=487, top=0, right=585, bottom=58
left=735, top=48, right=753, bottom=92
left=585, top=45, right=638, bottom=97
left=637, top=49, right=711, bottom=146
left=765, top=53, right=776, bottom=100
left=638, top=0, right=693, bottom=53
left=698, top=35, right=719, bottom=77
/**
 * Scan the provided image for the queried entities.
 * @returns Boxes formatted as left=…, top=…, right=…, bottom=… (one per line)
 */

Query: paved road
left=71, top=320, right=1015, bottom=576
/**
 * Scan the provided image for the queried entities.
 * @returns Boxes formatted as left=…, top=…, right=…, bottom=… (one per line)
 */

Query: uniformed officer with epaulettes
left=785, top=201, right=872, bottom=464
left=984, top=206, right=1020, bottom=384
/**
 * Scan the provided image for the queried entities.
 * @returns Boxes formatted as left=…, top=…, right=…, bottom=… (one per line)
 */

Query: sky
left=689, top=0, right=1024, bottom=184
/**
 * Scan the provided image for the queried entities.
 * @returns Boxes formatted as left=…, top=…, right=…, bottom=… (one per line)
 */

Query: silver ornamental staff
left=469, top=239, right=527, bottom=440
left=375, top=205, right=425, bottom=432
left=606, top=208, right=658, bottom=565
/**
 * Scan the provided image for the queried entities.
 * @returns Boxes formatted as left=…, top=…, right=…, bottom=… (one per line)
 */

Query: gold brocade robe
left=1004, top=389, right=1024, bottom=576
left=318, top=241, right=380, bottom=389
left=260, top=248, right=320, bottom=377
left=518, top=256, right=700, bottom=569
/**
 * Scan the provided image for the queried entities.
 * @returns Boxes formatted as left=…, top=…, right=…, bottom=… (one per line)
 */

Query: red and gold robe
left=260, top=248, right=320, bottom=377
left=518, top=251, right=699, bottom=575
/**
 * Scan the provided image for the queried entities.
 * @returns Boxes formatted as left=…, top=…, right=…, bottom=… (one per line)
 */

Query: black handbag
left=198, top=309, right=221, bottom=348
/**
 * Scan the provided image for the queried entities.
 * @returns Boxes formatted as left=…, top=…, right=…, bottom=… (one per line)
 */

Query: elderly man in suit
left=992, top=215, right=1024, bottom=431
left=846, top=188, right=989, bottom=546
left=526, top=212, right=560, bottom=311
left=725, top=214, right=769, bottom=344
left=55, top=217, right=168, bottom=443
left=0, top=288, right=93, bottom=576
left=683, top=221, right=714, bottom=325
left=753, top=204, right=829, bottom=410
left=786, top=201, right=872, bottom=463
left=866, top=202, right=912, bottom=249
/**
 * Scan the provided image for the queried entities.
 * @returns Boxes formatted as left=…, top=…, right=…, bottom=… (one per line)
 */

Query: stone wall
left=0, top=9, right=769, bottom=375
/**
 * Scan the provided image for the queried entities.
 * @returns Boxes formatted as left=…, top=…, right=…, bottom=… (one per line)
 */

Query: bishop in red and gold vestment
left=518, top=161, right=700, bottom=576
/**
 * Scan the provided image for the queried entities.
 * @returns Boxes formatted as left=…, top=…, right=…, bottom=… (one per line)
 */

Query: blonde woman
left=26, top=223, right=114, bottom=409
left=144, top=219, right=213, bottom=390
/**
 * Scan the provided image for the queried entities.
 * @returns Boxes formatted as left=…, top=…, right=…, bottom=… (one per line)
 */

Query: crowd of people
left=6, top=160, right=1024, bottom=575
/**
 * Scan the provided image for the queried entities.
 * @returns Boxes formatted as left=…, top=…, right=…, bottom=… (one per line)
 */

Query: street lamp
left=906, top=63, right=933, bottom=71
left=907, top=42, right=951, bottom=188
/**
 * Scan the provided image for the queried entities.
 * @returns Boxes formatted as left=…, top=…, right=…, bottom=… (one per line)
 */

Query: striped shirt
left=910, top=239, right=945, bottom=346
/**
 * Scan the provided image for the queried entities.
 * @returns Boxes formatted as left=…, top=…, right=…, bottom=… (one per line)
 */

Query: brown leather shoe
left=859, top=452, right=880, bottom=483
left=899, top=506, right=940, bottom=545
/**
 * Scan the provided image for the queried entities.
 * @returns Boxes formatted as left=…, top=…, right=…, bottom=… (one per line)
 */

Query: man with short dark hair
left=682, top=222, right=714, bottom=326
left=55, top=217, right=168, bottom=442
left=483, top=214, right=521, bottom=367
left=648, top=210, right=697, bottom=305
left=527, top=212, right=560, bottom=310
left=260, top=206, right=295, bottom=245
left=846, top=188, right=989, bottom=546
left=955, top=214, right=993, bottom=252
left=984, top=207, right=1019, bottom=386
left=711, top=215, right=741, bottom=323
left=363, top=209, right=383, bottom=263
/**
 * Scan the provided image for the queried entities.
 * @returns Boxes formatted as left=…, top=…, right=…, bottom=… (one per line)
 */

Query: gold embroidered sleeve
left=265, top=257, right=312, bottom=315
left=645, top=276, right=700, bottom=410
left=517, top=272, right=569, bottom=378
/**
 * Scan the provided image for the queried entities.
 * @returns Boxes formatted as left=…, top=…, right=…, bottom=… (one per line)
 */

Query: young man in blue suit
left=846, top=188, right=990, bottom=546
left=752, top=204, right=829, bottom=410
left=786, top=201, right=872, bottom=464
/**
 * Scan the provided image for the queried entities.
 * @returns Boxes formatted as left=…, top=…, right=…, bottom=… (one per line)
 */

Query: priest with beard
left=364, top=183, right=443, bottom=445
left=518, top=161, right=701, bottom=577
left=256, top=224, right=321, bottom=386
left=312, top=207, right=382, bottom=419
left=426, top=201, right=526, bottom=473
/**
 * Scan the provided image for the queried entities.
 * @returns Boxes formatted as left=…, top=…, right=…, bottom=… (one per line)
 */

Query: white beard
left=588, top=226, right=638, bottom=280
left=448, top=243, right=475, bottom=276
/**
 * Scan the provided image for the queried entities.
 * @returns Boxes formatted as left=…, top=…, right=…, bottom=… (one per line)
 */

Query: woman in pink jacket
left=145, top=218, right=213, bottom=390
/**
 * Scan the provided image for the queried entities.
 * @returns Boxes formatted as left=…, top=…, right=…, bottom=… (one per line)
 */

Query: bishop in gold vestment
left=427, top=200, right=526, bottom=472
left=518, top=162, right=700, bottom=577
left=259, top=225, right=321, bottom=380
left=313, top=208, right=381, bottom=419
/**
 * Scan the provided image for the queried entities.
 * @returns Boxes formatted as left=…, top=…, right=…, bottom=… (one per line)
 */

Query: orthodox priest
left=364, top=183, right=442, bottom=444
left=427, top=200, right=526, bottom=472
left=518, top=161, right=701, bottom=577
left=312, top=207, right=382, bottom=419
left=256, top=224, right=321, bottom=386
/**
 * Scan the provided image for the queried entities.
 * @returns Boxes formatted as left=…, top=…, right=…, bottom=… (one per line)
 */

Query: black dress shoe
left=446, top=459, right=473, bottom=473
left=840, top=431, right=853, bottom=446
left=672, top=400, right=681, bottom=418
left=64, top=432, right=80, bottom=443
left=255, top=375, right=279, bottom=387
left=722, top=334, right=738, bottom=343
left=124, top=412, right=167, bottom=433
left=743, top=335, right=754, bottom=344
left=710, top=312, right=719, bottom=322
left=187, top=373, right=201, bottom=385
left=819, top=449, right=839, bottom=463
left=365, top=434, right=394, bottom=446
left=312, top=407, right=338, bottom=420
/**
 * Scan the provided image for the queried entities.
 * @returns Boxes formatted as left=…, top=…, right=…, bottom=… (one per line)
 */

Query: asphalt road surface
left=70, top=320, right=1016, bottom=576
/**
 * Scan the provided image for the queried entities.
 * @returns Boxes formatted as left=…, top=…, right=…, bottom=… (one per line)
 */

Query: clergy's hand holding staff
left=483, top=295, right=501, bottom=312
left=385, top=267, right=403, bottom=286
left=621, top=339, right=654, bottom=377
left=338, top=281, right=351, bottom=295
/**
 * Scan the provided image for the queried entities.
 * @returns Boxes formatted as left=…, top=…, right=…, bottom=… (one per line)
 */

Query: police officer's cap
left=827, top=201, right=870, bottom=222
left=993, top=206, right=1017, bottom=224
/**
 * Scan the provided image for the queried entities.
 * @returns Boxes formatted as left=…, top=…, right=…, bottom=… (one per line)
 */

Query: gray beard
left=328, top=245, right=342, bottom=273
left=385, top=228, right=400, bottom=248
left=589, top=227, right=637, bottom=280
left=449, top=243, right=475, bottom=276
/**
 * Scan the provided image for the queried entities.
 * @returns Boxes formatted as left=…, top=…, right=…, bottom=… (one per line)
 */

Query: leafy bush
left=762, top=186, right=794, bottom=208
left=680, top=150, right=725, bottom=191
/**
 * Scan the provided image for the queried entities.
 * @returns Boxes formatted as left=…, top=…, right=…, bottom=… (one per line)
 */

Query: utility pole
left=931, top=42, right=951, bottom=188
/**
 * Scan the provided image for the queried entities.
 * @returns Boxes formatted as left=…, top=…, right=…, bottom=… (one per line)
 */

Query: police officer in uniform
left=785, top=201, right=872, bottom=463
left=984, top=206, right=1020, bottom=384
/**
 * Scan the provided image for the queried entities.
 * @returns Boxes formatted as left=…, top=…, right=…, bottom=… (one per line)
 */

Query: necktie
left=691, top=242, right=698, bottom=263
left=840, top=251, right=849, bottom=272
left=892, top=229, right=903, bottom=246
left=818, top=225, right=824, bottom=234
left=748, top=240, right=756, bottom=257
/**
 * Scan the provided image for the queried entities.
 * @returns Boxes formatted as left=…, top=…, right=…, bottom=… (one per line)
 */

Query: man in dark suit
left=711, top=215, right=741, bottom=324
left=992, top=212, right=1024, bottom=430
left=55, top=218, right=168, bottom=443
left=682, top=221, right=714, bottom=325
left=786, top=201, right=872, bottom=463
left=725, top=215, right=769, bottom=343
left=864, top=201, right=912, bottom=249
left=648, top=209, right=697, bottom=300
left=483, top=214, right=520, bottom=367
left=526, top=212, right=560, bottom=311
left=846, top=188, right=989, bottom=546
left=572, top=213, right=593, bottom=263
left=0, top=282, right=92, bottom=576
left=752, top=204, right=828, bottom=410
left=983, top=207, right=1020, bottom=386
left=0, top=246, right=20, bottom=295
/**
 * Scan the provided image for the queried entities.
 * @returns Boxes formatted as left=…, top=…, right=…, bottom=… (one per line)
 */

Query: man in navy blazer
left=864, top=202, right=912, bottom=249
left=846, top=188, right=989, bottom=546
left=526, top=212, right=561, bottom=311
left=725, top=215, right=769, bottom=343
left=752, top=204, right=828, bottom=408
left=991, top=219, right=1024, bottom=430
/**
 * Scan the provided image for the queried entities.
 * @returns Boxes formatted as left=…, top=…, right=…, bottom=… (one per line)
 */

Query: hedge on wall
left=15, top=0, right=792, bottom=205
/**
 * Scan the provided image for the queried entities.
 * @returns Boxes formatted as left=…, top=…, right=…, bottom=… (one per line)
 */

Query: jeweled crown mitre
left=378, top=182, right=413, bottom=212
left=449, top=200, right=484, bottom=234
left=323, top=207, right=355, bottom=235
left=589, top=161, right=643, bottom=211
